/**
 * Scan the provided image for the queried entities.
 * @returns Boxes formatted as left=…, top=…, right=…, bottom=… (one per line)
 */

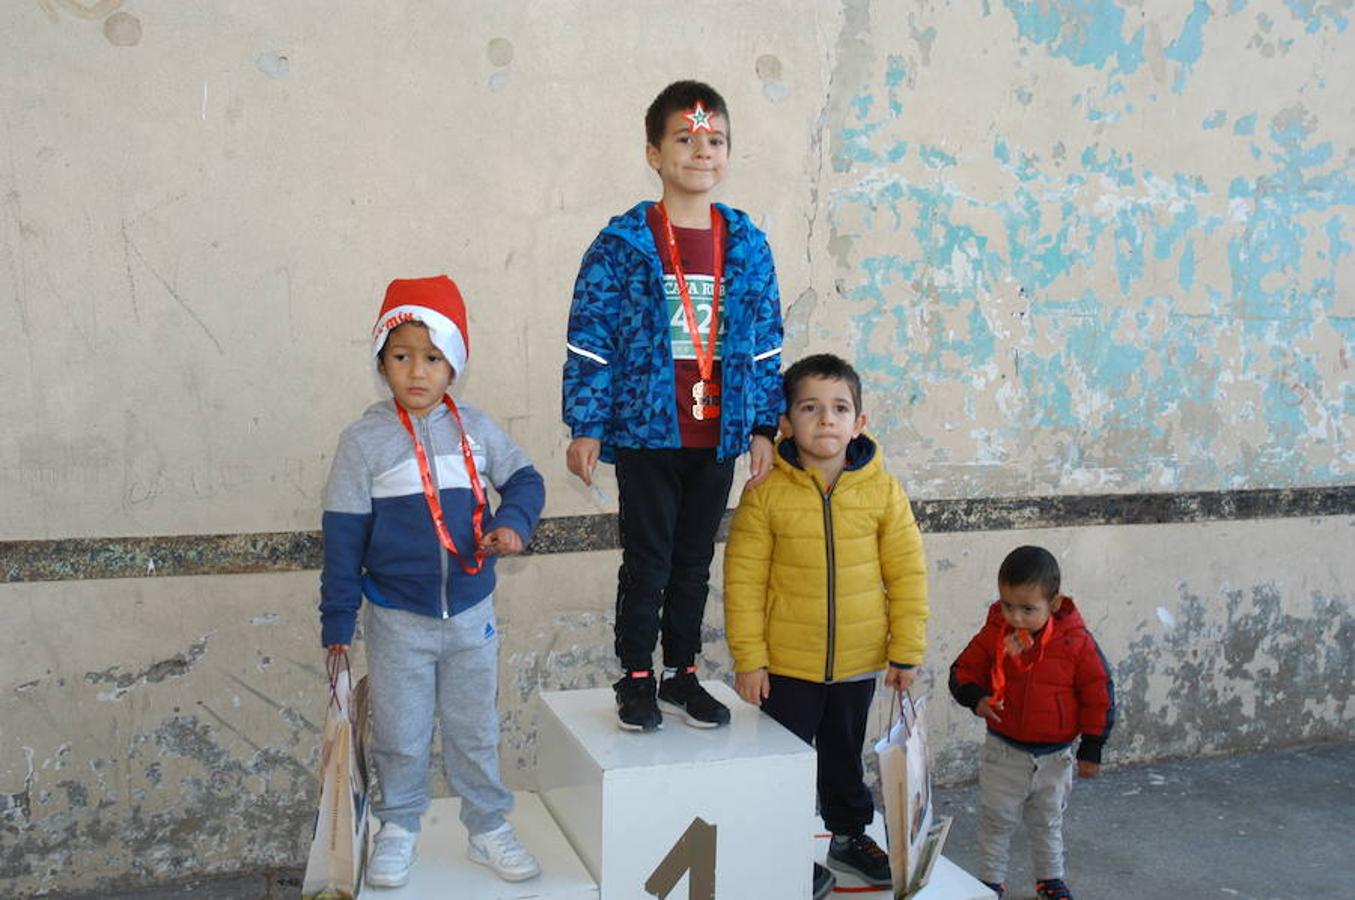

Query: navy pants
left=762, top=673, right=877, bottom=836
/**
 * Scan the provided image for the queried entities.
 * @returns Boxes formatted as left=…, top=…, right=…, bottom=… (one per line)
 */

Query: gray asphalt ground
left=935, top=740, right=1355, bottom=900
left=41, top=740, right=1355, bottom=899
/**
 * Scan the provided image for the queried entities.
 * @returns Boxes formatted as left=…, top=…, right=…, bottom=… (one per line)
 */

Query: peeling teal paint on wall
left=836, top=120, right=887, bottom=168
left=1003, top=0, right=1225, bottom=97
left=886, top=54, right=907, bottom=118
left=1284, top=0, right=1351, bottom=33
left=1080, top=79, right=1137, bottom=125
left=1227, top=110, right=1355, bottom=322
left=919, top=145, right=957, bottom=169
left=1004, top=0, right=1145, bottom=74
left=1326, top=214, right=1353, bottom=268
left=1165, top=1, right=1213, bottom=93
left=824, top=6, right=1355, bottom=492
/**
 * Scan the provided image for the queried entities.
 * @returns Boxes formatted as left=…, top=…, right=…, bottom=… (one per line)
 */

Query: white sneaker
left=467, top=822, right=541, bottom=882
left=366, top=821, right=417, bottom=887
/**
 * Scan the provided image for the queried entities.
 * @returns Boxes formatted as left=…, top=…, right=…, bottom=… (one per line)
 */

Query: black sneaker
left=656, top=669, right=731, bottom=728
left=614, top=672, right=662, bottom=732
left=981, top=881, right=1007, bottom=898
left=812, top=862, right=836, bottom=900
left=826, top=832, right=892, bottom=887
left=1035, top=878, right=1074, bottom=899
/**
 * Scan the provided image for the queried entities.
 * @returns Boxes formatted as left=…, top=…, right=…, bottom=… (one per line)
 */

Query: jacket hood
left=983, top=595, right=1087, bottom=633
left=773, top=432, right=880, bottom=489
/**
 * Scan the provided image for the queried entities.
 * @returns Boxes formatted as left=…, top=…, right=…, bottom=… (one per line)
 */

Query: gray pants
left=364, top=599, right=512, bottom=836
left=977, top=732, right=1075, bottom=883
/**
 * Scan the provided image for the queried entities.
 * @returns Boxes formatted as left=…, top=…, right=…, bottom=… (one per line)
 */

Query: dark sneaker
left=812, top=862, right=837, bottom=900
left=614, top=672, right=662, bottom=732
left=657, top=669, right=731, bottom=728
left=981, top=881, right=1007, bottom=898
left=1035, top=878, right=1074, bottom=899
left=826, top=832, right=892, bottom=887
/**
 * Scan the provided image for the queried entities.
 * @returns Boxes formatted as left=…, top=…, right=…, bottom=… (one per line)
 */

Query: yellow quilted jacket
left=723, top=434, right=928, bottom=682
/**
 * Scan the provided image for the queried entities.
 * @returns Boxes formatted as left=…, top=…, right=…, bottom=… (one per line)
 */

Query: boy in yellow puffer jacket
left=724, top=353, right=929, bottom=893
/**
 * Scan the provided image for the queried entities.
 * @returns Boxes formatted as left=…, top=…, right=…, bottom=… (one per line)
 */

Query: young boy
left=562, top=80, right=784, bottom=731
left=948, top=546, right=1116, bottom=900
left=724, top=354, right=930, bottom=896
left=320, top=275, right=546, bottom=888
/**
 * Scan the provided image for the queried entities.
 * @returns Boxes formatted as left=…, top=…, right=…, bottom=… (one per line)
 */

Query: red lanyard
left=990, top=615, right=1055, bottom=705
left=395, top=395, right=487, bottom=576
left=656, top=202, right=724, bottom=384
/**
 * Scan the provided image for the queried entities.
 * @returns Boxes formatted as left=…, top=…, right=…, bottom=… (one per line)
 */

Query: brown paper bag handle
left=326, top=650, right=352, bottom=710
left=886, top=687, right=921, bottom=736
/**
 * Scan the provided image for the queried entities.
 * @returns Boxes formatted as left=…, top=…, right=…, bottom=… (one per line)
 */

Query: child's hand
left=479, top=527, right=524, bottom=556
left=1077, top=760, right=1100, bottom=779
left=1002, top=629, right=1032, bottom=656
left=746, top=435, right=774, bottom=488
left=735, top=668, right=771, bottom=706
left=884, top=666, right=916, bottom=693
left=975, top=696, right=1003, bottom=723
left=566, top=437, right=601, bottom=486
left=326, top=644, right=348, bottom=655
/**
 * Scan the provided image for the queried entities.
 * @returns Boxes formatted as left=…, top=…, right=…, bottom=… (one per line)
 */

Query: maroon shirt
left=647, top=204, right=727, bottom=448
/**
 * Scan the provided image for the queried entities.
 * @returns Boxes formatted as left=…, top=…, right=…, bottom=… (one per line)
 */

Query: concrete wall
left=2, top=1, right=1352, bottom=893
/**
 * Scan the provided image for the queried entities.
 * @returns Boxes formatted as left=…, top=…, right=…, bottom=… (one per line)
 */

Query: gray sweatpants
left=977, top=732, right=1075, bottom=884
left=364, top=598, right=512, bottom=836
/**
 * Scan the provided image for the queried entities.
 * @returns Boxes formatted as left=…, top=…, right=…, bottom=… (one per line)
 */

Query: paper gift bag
left=875, top=692, right=950, bottom=898
left=302, top=654, right=371, bottom=900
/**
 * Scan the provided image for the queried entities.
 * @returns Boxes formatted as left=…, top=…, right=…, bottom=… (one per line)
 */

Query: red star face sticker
left=684, top=102, right=714, bottom=133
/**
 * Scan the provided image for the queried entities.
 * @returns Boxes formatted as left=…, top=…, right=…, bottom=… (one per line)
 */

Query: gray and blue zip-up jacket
left=319, top=400, right=545, bottom=647
left=562, top=201, right=784, bottom=462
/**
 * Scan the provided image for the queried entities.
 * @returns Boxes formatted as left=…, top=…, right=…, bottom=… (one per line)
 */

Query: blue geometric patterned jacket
left=562, top=201, right=784, bottom=462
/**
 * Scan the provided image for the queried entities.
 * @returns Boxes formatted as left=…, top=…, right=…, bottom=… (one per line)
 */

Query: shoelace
left=481, top=828, right=531, bottom=863
left=842, top=835, right=889, bottom=865
left=372, top=831, right=413, bottom=862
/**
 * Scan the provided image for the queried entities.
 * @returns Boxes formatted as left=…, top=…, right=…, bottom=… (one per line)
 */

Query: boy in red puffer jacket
left=949, top=545, right=1115, bottom=900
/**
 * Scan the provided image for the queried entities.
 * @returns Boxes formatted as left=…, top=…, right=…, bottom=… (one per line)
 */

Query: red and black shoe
left=613, top=671, right=662, bottom=731
left=826, top=832, right=892, bottom=887
left=980, top=881, right=1006, bottom=898
left=1035, top=878, right=1074, bottom=899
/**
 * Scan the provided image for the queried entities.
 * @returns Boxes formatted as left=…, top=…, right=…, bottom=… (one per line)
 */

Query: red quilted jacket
left=948, top=597, right=1115, bottom=762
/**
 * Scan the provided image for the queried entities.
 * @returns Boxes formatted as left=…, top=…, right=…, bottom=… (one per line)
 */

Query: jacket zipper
left=619, top=208, right=745, bottom=461
left=822, top=485, right=836, bottom=683
left=420, top=415, right=451, bottom=620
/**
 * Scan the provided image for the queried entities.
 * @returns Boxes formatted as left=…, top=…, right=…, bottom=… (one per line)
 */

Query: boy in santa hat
left=320, top=275, right=546, bottom=887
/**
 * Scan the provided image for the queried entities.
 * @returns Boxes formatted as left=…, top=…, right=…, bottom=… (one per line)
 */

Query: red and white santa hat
left=371, top=275, right=470, bottom=375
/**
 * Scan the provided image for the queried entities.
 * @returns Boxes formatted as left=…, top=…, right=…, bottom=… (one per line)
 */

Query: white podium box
left=815, top=816, right=997, bottom=899
left=536, top=681, right=818, bottom=899
left=372, top=791, right=598, bottom=899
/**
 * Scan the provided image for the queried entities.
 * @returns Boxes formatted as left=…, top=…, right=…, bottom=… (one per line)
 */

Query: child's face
left=997, top=581, right=1061, bottom=633
left=378, top=322, right=453, bottom=417
left=779, top=375, right=866, bottom=471
left=645, top=108, right=729, bottom=200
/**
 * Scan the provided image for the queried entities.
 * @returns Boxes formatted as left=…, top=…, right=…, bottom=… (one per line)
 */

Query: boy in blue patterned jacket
left=562, top=80, right=785, bottom=732
left=321, top=276, right=546, bottom=888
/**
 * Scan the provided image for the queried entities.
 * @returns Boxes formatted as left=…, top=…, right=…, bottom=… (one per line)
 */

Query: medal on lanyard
left=395, top=395, right=488, bottom=576
left=989, top=616, right=1055, bottom=706
left=657, top=202, right=724, bottom=421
